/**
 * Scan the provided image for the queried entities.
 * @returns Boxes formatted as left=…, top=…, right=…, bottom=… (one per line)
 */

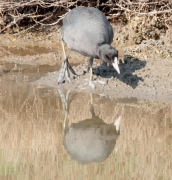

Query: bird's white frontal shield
left=112, top=57, right=120, bottom=74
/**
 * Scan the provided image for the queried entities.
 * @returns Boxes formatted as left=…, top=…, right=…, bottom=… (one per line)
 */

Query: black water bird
left=58, top=7, right=120, bottom=87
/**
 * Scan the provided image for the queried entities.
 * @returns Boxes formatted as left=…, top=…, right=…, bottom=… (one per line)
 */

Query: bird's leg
left=88, top=57, right=96, bottom=89
left=61, top=38, right=77, bottom=76
left=58, top=39, right=77, bottom=84
left=87, top=58, right=91, bottom=72
left=58, top=39, right=67, bottom=83
left=61, top=38, right=67, bottom=60
left=66, top=58, right=77, bottom=76
left=89, top=57, right=93, bottom=81
left=81, top=57, right=95, bottom=89
left=90, top=93, right=96, bottom=117
left=57, top=87, right=71, bottom=135
left=65, top=61, right=72, bottom=83
left=58, top=57, right=67, bottom=84
left=81, top=57, right=107, bottom=89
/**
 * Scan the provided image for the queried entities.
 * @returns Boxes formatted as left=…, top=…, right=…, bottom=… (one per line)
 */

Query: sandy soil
left=0, top=24, right=172, bottom=103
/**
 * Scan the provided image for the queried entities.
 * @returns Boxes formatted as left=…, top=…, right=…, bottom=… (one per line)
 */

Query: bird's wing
left=62, top=22, right=107, bottom=57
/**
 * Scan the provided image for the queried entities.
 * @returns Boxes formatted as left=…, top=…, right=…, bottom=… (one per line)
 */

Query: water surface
left=0, top=63, right=171, bottom=180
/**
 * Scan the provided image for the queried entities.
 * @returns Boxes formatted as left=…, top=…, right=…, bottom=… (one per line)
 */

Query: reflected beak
left=112, top=57, right=120, bottom=74
left=114, top=115, right=121, bottom=132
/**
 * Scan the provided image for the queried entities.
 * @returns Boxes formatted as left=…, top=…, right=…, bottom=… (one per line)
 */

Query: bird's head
left=98, top=44, right=120, bottom=74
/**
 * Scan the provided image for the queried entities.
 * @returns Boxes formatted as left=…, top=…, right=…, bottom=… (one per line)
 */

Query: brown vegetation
left=0, top=0, right=172, bottom=34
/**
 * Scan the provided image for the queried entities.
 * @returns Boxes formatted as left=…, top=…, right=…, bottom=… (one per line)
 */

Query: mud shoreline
left=0, top=24, right=172, bottom=104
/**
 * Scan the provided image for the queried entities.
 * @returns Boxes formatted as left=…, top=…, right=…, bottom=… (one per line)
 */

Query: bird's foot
left=58, top=60, right=66, bottom=84
left=95, top=79, right=107, bottom=85
left=58, top=58, right=78, bottom=84
left=88, top=80, right=96, bottom=89
left=78, top=79, right=107, bottom=89
left=77, top=79, right=95, bottom=89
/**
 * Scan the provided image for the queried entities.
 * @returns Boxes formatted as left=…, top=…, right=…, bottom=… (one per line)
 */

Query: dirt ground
left=0, top=23, right=172, bottom=103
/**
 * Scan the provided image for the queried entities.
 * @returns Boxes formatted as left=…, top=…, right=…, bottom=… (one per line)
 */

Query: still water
left=0, top=63, right=171, bottom=180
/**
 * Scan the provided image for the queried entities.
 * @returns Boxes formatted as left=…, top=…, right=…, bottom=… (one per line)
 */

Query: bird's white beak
left=114, top=116, right=121, bottom=132
left=112, top=57, right=120, bottom=74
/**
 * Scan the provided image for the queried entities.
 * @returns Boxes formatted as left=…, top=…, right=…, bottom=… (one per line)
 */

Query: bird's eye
left=98, top=42, right=104, bottom=46
left=105, top=55, right=111, bottom=60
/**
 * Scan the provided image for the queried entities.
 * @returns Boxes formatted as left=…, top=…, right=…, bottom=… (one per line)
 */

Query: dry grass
left=0, top=0, right=172, bottom=34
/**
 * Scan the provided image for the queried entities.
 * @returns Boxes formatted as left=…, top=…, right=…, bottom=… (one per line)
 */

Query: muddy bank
left=0, top=23, right=172, bottom=103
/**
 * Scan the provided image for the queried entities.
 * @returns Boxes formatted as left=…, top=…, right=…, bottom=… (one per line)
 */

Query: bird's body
left=58, top=6, right=120, bottom=86
left=61, top=7, right=114, bottom=59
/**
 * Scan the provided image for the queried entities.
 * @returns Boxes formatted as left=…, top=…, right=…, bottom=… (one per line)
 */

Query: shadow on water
left=0, top=63, right=171, bottom=179
left=93, top=55, right=146, bottom=89
left=58, top=87, right=121, bottom=164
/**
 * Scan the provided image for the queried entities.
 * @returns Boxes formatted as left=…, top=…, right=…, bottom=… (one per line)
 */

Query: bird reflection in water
left=58, top=87, right=121, bottom=164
